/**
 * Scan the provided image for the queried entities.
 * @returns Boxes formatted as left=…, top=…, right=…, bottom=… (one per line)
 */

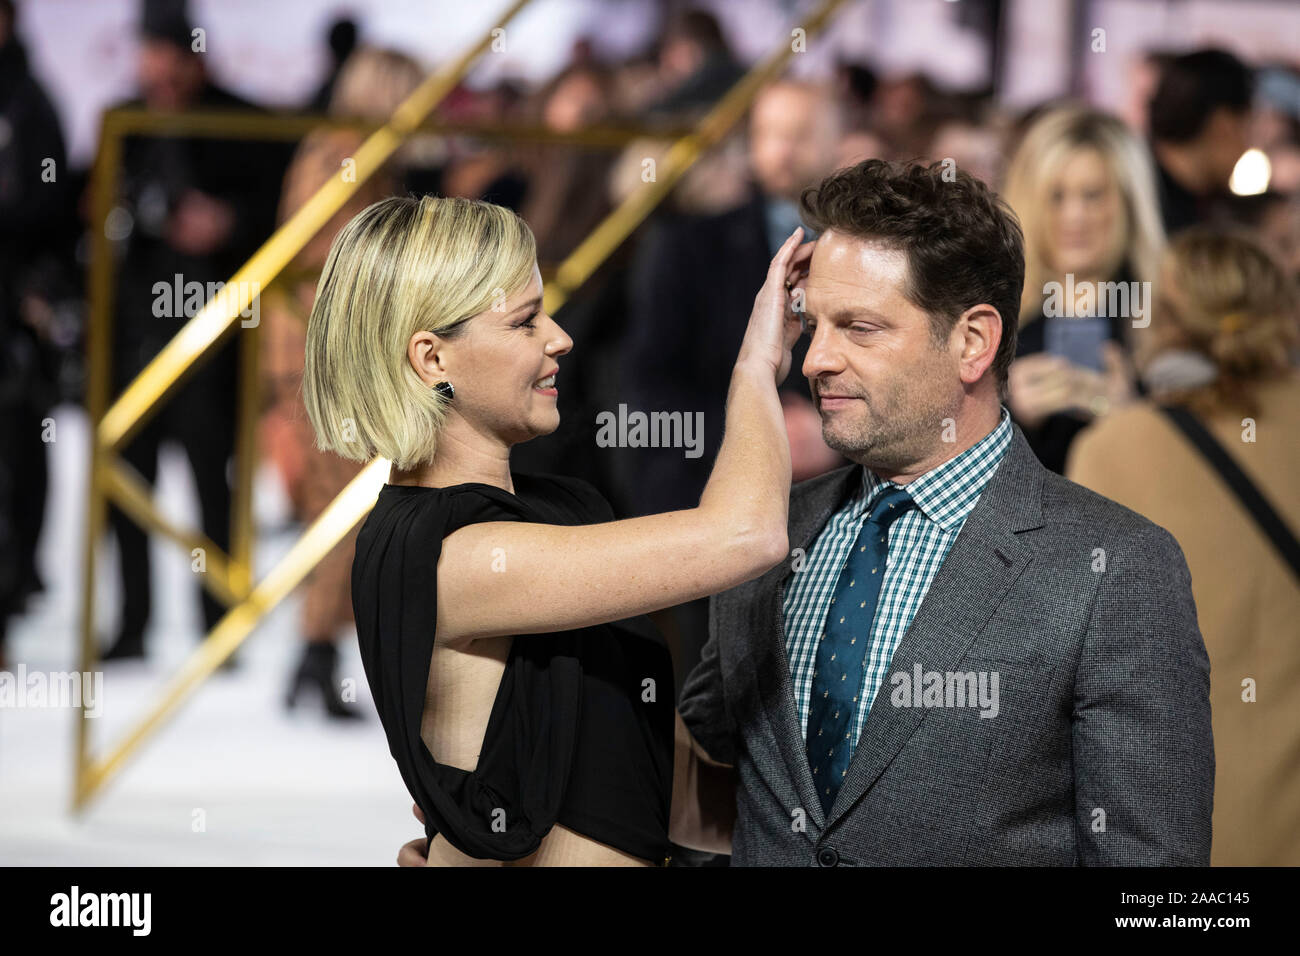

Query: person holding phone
left=1002, top=106, right=1166, bottom=473
left=302, top=195, right=810, bottom=865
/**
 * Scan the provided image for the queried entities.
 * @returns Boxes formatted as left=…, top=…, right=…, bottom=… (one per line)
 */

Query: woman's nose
left=545, top=317, right=573, bottom=355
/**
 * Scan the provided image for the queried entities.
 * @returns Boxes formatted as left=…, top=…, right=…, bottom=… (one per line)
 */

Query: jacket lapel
left=748, top=462, right=861, bottom=827
left=825, top=426, right=1046, bottom=826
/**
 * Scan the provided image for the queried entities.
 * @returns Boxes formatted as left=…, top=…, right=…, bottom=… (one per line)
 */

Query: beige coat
left=1067, top=373, right=1300, bottom=866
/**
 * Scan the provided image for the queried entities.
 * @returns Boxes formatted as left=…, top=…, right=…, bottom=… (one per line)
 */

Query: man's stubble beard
left=820, top=371, right=956, bottom=476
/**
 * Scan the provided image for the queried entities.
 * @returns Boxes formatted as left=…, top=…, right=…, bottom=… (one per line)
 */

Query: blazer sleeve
left=677, top=591, right=738, bottom=766
left=1071, top=523, right=1215, bottom=865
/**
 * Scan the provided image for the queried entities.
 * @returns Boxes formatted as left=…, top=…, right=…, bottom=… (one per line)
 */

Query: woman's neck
left=389, top=425, right=514, bottom=494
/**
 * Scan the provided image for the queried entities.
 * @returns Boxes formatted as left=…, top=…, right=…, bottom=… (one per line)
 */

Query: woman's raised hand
left=737, top=227, right=816, bottom=386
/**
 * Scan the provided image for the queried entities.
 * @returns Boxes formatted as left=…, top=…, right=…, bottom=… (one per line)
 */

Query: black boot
left=286, top=642, right=362, bottom=720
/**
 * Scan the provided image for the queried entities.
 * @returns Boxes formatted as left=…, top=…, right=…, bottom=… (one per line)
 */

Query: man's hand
left=396, top=803, right=428, bottom=867
left=668, top=711, right=736, bottom=854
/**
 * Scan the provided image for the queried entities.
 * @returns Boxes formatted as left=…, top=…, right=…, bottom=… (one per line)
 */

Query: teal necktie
left=806, top=486, right=916, bottom=816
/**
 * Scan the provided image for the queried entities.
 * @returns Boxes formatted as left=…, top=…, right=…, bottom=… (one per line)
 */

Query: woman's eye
left=517, top=312, right=538, bottom=329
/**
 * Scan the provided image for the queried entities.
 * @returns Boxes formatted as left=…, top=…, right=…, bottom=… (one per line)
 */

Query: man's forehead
left=806, top=231, right=908, bottom=299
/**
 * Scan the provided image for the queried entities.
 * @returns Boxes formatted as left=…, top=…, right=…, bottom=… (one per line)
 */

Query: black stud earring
left=432, top=380, right=455, bottom=401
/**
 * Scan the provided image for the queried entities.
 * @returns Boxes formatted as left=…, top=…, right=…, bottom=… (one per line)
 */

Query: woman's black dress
left=351, top=472, right=675, bottom=864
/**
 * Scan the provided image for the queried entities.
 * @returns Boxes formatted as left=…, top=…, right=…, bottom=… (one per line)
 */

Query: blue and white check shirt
left=783, top=406, right=1014, bottom=759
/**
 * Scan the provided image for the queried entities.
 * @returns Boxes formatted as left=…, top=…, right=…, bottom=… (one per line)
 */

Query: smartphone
left=1043, top=316, right=1108, bottom=372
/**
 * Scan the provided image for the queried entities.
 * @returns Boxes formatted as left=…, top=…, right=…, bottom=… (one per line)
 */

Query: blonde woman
left=1002, top=106, right=1165, bottom=473
left=303, top=195, right=808, bottom=866
left=1067, top=229, right=1300, bottom=865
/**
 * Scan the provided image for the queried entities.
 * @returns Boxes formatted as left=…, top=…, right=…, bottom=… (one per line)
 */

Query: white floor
left=0, top=404, right=415, bottom=865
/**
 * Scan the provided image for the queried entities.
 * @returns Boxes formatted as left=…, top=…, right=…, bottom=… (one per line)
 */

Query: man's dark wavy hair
left=798, top=159, right=1025, bottom=395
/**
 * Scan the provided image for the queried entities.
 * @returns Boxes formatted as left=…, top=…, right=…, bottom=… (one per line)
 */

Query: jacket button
left=817, top=847, right=839, bottom=867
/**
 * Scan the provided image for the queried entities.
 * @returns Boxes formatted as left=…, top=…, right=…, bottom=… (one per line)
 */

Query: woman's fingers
left=786, top=239, right=816, bottom=288
left=738, top=228, right=806, bottom=382
left=767, top=227, right=804, bottom=281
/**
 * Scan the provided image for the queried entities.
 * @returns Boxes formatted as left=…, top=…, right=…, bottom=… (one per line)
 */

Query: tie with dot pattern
left=805, top=485, right=916, bottom=817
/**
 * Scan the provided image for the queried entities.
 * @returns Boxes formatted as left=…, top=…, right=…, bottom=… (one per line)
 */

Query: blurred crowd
left=0, top=0, right=1297, bottom=864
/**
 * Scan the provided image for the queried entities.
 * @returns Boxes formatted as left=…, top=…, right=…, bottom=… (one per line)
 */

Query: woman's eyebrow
left=507, top=296, right=543, bottom=316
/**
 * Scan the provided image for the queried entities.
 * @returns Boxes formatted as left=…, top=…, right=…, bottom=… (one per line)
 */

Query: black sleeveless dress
left=351, top=472, right=675, bottom=864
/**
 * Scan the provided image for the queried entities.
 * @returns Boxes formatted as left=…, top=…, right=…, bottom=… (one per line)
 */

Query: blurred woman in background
left=517, top=62, right=617, bottom=268
left=1002, top=106, right=1165, bottom=473
left=1068, top=229, right=1300, bottom=865
left=259, top=46, right=424, bottom=718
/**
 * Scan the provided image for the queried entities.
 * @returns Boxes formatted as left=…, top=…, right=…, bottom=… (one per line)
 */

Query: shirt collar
left=853, top=405, right=1013, bottom=532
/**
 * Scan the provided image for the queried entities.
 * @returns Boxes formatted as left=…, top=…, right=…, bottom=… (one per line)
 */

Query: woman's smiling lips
left=533, top=367, right=559, bottom=397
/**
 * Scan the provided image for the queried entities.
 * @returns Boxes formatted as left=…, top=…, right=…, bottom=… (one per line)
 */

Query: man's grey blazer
left=678, top=424, right=1214, bottom=866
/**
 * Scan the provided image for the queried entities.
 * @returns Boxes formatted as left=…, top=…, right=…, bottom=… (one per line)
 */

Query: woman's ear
left=407, top=330, right=446, bottom=387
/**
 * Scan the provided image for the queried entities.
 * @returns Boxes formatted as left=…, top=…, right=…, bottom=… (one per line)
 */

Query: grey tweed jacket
left=678, top=424, right=1214, bottom=866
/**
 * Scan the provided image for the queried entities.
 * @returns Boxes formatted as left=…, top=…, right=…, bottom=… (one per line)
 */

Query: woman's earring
left=432, top=380, right=455, bottom=401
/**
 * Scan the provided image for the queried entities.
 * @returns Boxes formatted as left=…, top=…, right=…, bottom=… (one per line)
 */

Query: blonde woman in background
left=1068, top=229, right=1300, bottom=865
left=260, top=47, right=424, bottom=718
left=1002, top=106, right=1166, bottom=473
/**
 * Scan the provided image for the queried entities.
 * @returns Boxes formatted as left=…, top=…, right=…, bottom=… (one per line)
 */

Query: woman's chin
left=512, top=412, right=561, bottom=443
left=538, top=412, right=562, bottom=436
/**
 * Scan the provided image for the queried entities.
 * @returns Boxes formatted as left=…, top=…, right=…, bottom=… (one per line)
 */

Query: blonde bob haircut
left=303, top=195, right=537, bottom=469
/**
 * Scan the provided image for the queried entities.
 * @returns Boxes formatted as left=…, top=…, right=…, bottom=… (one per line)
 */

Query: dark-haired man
left=1149, top=48, right=1255, bottom=235
left=397, top=159, right=1213, bottom=867
left=673, top=159, right=1213, bottom=866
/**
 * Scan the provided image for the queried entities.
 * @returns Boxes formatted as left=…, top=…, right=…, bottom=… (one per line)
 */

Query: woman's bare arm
left=435, top=228, right=811, bottom=645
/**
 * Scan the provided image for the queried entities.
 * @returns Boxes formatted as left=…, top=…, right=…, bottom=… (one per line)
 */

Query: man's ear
left=952, top=304, right=1002, bottom=386
left=407, top=330, right=448, bottom=388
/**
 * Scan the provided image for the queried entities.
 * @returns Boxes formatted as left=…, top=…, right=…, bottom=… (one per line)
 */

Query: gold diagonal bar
left=544, top=0, right=850, bottom=315
left=98, top=0, right=532, bottom=453
left=98, top=456, right=242, bottom=607
left=75, top=459, right=390, bottom=807
left=229, top=299, right=261, bottom=599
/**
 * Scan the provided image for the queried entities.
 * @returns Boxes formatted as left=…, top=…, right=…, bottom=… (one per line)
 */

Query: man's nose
left=802, top=326, right=842, bottom=379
